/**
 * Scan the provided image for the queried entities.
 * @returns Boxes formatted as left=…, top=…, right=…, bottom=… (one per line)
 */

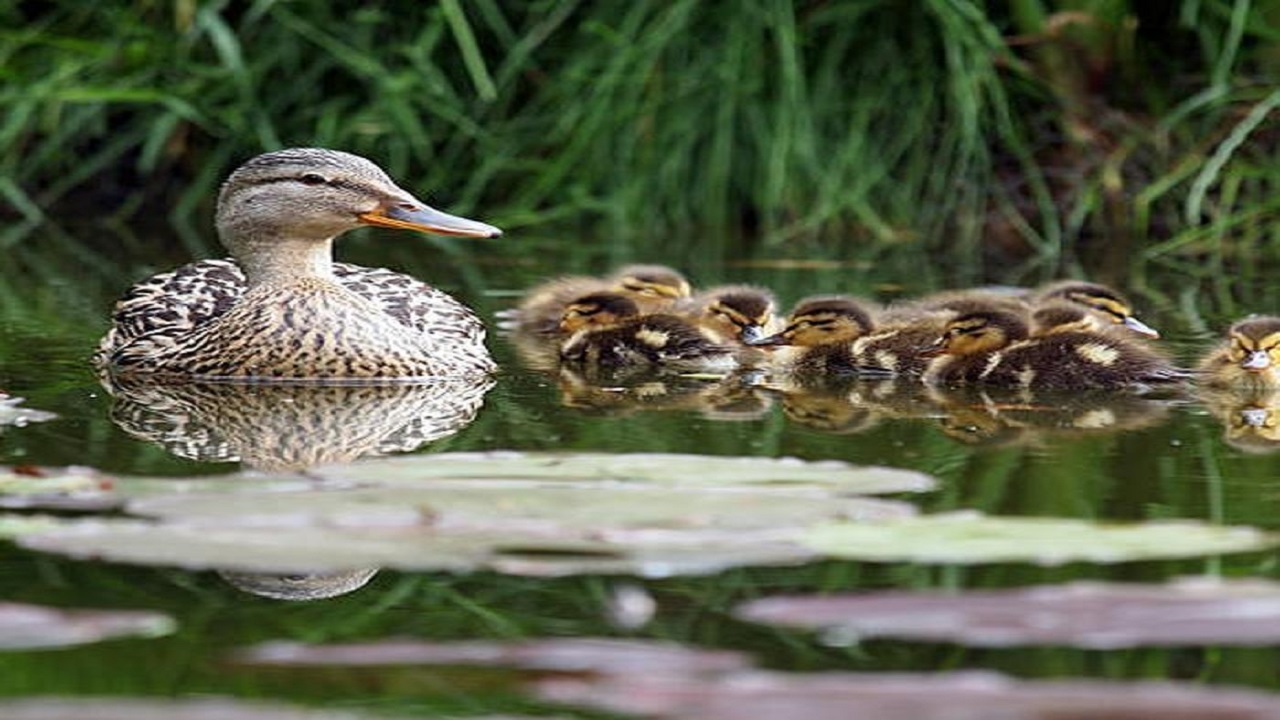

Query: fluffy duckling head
left=1222, top=316, right=1280, bottom=374
left=928, top=309, right=1030, bottom=357
left=1035, top=281, right=1159, bottom=338
left=558, top=292, right=641, bottom=334
left=747, top=296, right=876, bottom=347
left=1030, top=301, right=1109, bottom=336
left=692, top=285, right=777, bottom=344
left=608, top=265, right=693, bottom=302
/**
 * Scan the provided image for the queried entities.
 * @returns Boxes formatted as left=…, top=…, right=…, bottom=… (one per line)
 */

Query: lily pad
left=9, top=452, right=933, bottom=577
left=238, top=637, right=750, bottom=675
left=124, top=484, right=914, bottom=533
left=14, top=516, right=820, bottom=578
left=801, top=511, right=1277, bottom=565
left=736, top=577, right=1280, bottom=648
left=0, top=466, right=120, bottom=511
left=0, top=601, right=173, bottom=650
left=0, top=697, right=403, bottom=719
left=0, top=394, right=57, bottom=428
left=310, top=451, right=936, bottom=496
left=536, top=669, right=1280, bottom=720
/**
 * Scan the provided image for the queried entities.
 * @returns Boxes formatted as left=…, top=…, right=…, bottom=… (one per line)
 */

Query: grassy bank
left=1, top=1, right=1277, bottom=288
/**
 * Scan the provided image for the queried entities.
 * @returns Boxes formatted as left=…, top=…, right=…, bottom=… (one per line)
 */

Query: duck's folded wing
left=96, top=259, right=245, bottom=367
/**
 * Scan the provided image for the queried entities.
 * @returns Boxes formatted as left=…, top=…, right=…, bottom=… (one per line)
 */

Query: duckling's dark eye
left=298, top=173, right=329, bottom=186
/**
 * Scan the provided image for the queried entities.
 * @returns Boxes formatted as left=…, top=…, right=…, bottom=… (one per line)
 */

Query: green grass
left=1, top=1, right=1278, bottom=300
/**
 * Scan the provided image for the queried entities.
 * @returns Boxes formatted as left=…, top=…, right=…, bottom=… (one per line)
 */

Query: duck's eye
left=298, top=173, right=329, bottom=186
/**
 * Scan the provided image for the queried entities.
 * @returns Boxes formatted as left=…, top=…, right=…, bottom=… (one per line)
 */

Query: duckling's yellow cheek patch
left=1076, top=343, right=1119, bottom=366
left=634, top=328, right=671, bottom=349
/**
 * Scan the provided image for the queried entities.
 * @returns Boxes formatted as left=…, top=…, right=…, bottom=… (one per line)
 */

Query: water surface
left=2, top=227, right=1280, bottom=715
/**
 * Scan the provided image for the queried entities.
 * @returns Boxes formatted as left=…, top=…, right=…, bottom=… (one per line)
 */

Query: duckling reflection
left=758, top=376, right=941, bottom=435
left=925, top=385, right=1177, bottom=445
left=103, top=376, right=493, bottom=471
left=774, top=381, right=887, bottom=435
left=217, top=569, right=379, bottom=601
left=1198, top=386, right=1280, bottom=454
left=555, top=365, right=772, bottom=420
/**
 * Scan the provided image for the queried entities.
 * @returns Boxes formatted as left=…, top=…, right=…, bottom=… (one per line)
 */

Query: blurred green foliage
left=1, top=0, right=1277, bottom=289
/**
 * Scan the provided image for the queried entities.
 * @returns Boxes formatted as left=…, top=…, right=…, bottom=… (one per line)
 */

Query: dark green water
left=3, top=226, right=1280, bottom=716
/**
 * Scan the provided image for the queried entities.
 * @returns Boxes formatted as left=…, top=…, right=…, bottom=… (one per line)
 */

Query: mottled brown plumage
left=924, top=309, right=1188, bottom=389
left=507, top=264, right=692, bottom=334
left=748, top=295, right=889, bottom=377
left=95, top=148, right=501, bottom=382
left=847, top=293, right=1020, bottom=378
left=557, top=292, right=737, bottom=372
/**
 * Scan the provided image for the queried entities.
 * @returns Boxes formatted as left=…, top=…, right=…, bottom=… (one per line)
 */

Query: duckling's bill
left=1122, top=315, right=1160, bottom=338
left=1243, top=350, right=1273, bottom=371
left=358, top=201, right=502, bottom=238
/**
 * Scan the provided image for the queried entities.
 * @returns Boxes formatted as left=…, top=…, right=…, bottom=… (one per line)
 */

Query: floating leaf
left=0, top=601, right=173, bottom=650
left=0, top=697, right=402, bottom=719
left=0, top=514, right=67, bottom=539
left=124, top=484, right=914, bottom=533
left=801, top=511, right=1277, bottom=565
left=10, top=452, right=930, bottom=577
left=310, top=451, right=936, bottom=496
left=15, top=517, right=819, bottom=578
left=238, top=638, right=749, bottom=675
left=0, top=394, right=57, bottom=427
left=0, top=466, right=120, bottom=511
left=537, top=668, right=1280, bottom=720
left=737, top=577, right=1280, bottom=648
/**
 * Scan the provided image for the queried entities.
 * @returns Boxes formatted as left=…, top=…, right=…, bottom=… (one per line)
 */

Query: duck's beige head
left=215, top=148, right=500, bottom=282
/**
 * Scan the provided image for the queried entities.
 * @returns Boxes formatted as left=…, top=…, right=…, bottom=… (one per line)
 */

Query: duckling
left=852, top=293, right=1023, bottom=377
left=1033, top=280, right=1160, bottom=338
left=924, top=309, right=1188, bottom=389
left=507, top=264, right=692, bottom=334
left=678, top=285, right=778, bottom=345
left=747, top=296, right=891, bottom=377
left=611, top=264, right=694, bottom=307
left=1029, top=301, right=1111, bottom=336
left=95, top=148, right=501, bottom=381
left=1197, top=316, right=1280, bottom=388
left=882, top=288, right=1029, bottom=323
left=557, top=292, right=737, bottom=373
left=920, top=309, right=1029, bottom=386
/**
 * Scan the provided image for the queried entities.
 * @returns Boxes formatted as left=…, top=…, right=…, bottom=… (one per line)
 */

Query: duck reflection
left=102, top=376, right=492, bottom=601
left=1198, top=387, right=1280, bottom=453
left=217, top=569, right=381, bottom=601
left=104, top=376, right=494, bottom=471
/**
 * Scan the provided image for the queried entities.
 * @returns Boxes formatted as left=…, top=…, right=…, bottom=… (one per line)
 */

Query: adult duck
left=94, top=148, right=502, bottom=382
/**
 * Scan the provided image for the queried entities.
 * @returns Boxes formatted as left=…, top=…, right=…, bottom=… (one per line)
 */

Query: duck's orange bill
left=358, top=203, right=502, bottom=238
